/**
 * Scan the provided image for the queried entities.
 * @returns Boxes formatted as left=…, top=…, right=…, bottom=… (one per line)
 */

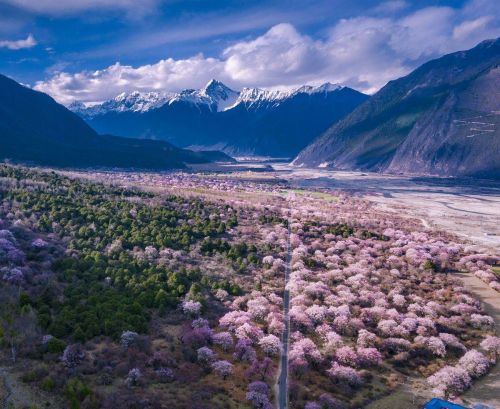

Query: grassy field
left=283, top=188, right=339, bottom=202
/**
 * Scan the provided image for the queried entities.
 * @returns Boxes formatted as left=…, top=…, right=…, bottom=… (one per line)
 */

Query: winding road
left=277, top=194, right=292, bottom=409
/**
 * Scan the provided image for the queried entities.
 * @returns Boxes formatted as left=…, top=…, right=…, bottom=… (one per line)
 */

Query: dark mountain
left=0, top=74, right=233, bottom=169
left=71, top=81, right=368, bottom=158
left=293, top=38, right=500, bottom=178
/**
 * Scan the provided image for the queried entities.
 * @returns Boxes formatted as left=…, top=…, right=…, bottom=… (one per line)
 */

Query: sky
left=0, top=0, right=499, bottom=105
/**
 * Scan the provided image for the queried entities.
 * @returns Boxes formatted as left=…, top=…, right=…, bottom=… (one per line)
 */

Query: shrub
left=197, top=346, right=216, bottom=366
left=47, top=337, right=66, bottom=353
left=212, top=332, right=234, bottom=351
left=233, top=339, right=256, bottom=362
left=319, top=393, right=346, bottom=409
left=327, top=363, right=363, bottom=387
left=258, top=334, right=282, bottom=356
left=155, top=367, right=175, bottom=383
left=21, top=370, right=38, bottom=383
left=211, top=360, right=233, bottom=379
left=470, top=314, right=495, bottom=329
left=458, top=350, right=491, bottom=378
left=357, top=348, right=382, bottom=367
left=63, top=379, right=92, bottom=409
left=182, top=300, right=202, bottom=316
left=61, top=345, right=85, bottom=369
left=335, top=346, right=358, bottom=367
left=427, top=366, right=471, bottom=397
left=480, top=336, right=500, bottom=356
left=246, top=381, right=271, bottom=408
left=41, top=377, right=56, bottom=391
left=120, top=331, right=139, bottom=349
left=125, top=368, right=142, bottom=387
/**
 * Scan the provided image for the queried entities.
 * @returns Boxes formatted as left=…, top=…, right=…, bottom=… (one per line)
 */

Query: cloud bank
left=2, top=0, right=158, bottom=16
left=0, top=34, right=36, bottom=50
left=34, top=0, right=500, bottom=104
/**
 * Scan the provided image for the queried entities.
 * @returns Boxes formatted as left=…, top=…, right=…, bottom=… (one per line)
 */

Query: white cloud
left=453, top=16, right=494, bottom=40
left=371, top=0, right=409, bottom=14
left=390, top=7, right=456, bottom=59
left=0, top=34, right=37, bottom=50
left=223, top=24, right=327, bottom=86
left=2, top=0, right=158, bottom=16
left=34, top=0, right=500, bottom=104
left=35, top=55, right=226, bottom=105
left=324, top=17, right=410, bottom=93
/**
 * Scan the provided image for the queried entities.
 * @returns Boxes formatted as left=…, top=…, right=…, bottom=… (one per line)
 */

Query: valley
left=1, top=164, right=499, bottom=409
left=69, top=80, right=368, bottom=158
left=0, top=7, right=498, bottom=407
left=275, top=166, right=500, bottom=256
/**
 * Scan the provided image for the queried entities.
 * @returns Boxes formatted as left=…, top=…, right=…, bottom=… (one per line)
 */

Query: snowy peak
left=70, top=80, right=349, bottom=116
left=202, top=79, right=235, bottom=99
left=232, top=88, right=293, bottom=110
left=295, top=82, right=343, bottom=95
left=70, top=90, right=173, bottom=117
left=167, top=80, right=238, bottom=111
left=201, top=79, right=239, bottom=111
left=169, top=89, right=212, bottom=107
left=230, top=83, right=344, bottom=110
left=110, top=90, right=173, bottom=112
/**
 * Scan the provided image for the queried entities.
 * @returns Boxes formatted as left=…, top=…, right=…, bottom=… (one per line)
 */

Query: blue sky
left=0, top=0, right=498, bottom=104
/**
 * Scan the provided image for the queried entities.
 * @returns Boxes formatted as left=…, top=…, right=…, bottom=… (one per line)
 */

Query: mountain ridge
left=0, top=74, right=234, bottom=169
left=293, top=38, right=500, bottom=178
left=70, top=80, right=368, bottom=157
left=70, top=80, right=347, bottom=116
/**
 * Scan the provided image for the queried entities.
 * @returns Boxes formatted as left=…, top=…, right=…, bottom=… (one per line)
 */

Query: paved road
left=277, top=197, right=292, bottom=409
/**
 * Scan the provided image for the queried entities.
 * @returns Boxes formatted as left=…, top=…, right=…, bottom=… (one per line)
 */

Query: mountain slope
left=72, top=81, right=368, bottom=158
left=0, top=74, right=232, bottom=169
left=293, top=38, right=500, bottom=178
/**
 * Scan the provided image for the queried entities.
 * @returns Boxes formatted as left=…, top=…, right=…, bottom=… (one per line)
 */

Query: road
left=277, top=195, right=292, bottom=409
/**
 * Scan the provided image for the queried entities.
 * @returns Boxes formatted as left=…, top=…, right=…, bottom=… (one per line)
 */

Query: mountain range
left=293, top=38, right=500, bottom=179
left=70, top=80, right=368, bottom=158
left=1, top=38, right=498, bottom=178
left=0, top=74, right=233, bottom=169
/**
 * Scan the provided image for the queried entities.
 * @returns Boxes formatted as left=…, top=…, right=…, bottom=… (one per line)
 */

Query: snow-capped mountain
left=72, top=80, right=345, bottom=117
left=72, top=79, right=239, bottom=117
left=70, top=79, right=368, bottom=158
left=231, top=83, right=344, bottom=111
left=167, top=79, right=239, bottom=112
left=70, top=91, right=174, bottom=117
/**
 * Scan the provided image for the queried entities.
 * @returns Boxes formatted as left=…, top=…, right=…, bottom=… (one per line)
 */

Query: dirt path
left=456, top=272, right=500, bottom=408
